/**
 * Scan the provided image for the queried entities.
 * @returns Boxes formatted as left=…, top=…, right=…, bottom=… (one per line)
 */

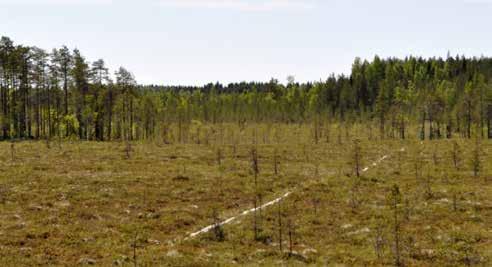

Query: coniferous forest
left=2, top=36, right=492, bottom=142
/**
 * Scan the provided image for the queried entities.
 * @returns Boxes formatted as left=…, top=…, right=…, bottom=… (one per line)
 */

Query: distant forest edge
left=1, top=36, right=492, bottom=141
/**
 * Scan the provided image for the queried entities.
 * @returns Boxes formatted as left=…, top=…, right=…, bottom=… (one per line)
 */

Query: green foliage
left=2, top=36, right=492, bottom=141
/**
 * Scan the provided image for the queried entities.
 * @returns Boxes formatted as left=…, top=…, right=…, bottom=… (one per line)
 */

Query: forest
left=2, top=35, right=492, bottom=142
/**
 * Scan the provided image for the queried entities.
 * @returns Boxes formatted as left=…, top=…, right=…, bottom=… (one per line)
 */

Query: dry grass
left=0, top=123, right=491, bottom=266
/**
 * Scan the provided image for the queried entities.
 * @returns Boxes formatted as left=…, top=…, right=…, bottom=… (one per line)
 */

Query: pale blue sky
left=2, top=0, right=492, bottom=85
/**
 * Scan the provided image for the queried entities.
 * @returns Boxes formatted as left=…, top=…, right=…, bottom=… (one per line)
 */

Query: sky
left=1, top=0, right=492, bottom=85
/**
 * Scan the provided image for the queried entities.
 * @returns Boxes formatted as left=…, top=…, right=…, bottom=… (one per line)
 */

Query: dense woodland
left=1, top=36, right=492, bottom=141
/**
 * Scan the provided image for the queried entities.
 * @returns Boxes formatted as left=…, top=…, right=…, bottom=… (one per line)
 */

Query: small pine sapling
left=45, top=136, right=51, bottom=149
left=312, top=197, right=321, bottom=218
left=432, top=146, right=439, bottom=166
left=125, top=140, right=132, bottom=159
left=469, top=137, right=482, bottom=178
left=287, top=217, right=295, bottom=256
left=413, top=145, right=424, bottom=182
left=273, top=148, right=280, bottom=175
left=373, top=216, right=386, bottom=261
left=351, top=139, right=362, bottom=178
left=277, top=201, right=283, bottom=253
left=451, top=141, right=462, bottom=171
left=216, top=147, right=223, bottom=166
left=396, top=148, right=404, bottom=175
left=132, top=232, right=139, bottom=267
left=212, top=208, right=225, bottom=241
left=423, top=171, right=433, bottom=200
left=10, top=142, right=15, bottom=161
left=388, top=184, right=403, bottom=267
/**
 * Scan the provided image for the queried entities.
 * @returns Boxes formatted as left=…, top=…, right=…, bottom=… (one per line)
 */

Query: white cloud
left=157, top=0, right=315, bottom=11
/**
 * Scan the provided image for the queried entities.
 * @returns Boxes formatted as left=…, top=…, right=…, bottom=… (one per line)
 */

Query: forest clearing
left=2, top=8, right=492, bottom=265
left=0, top=123, right=491, bottom=266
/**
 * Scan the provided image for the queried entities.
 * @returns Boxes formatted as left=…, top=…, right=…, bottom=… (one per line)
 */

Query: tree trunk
left=35, top=86, right=40, bottom=138
left=130, top=97, right=134, bottom=141
left=420, top=111, right=426, bottom=140
left=488, top=104, right=492, bottom=139
left=467, top=100, right=472, bottom=139
left=63, top=70, right=69, bottom=137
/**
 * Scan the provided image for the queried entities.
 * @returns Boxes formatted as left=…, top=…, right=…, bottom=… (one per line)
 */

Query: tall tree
left=115, top=67, right=137, bottom=141
left=72, top=49, right=89, bottom=139
left=90, top=59, right=109, bottom=140
left=53, top=46, right=72, bottom=136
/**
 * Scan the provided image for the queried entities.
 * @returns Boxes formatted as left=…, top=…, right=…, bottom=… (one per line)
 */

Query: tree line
left=1, top=36, right=492, bottom=141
